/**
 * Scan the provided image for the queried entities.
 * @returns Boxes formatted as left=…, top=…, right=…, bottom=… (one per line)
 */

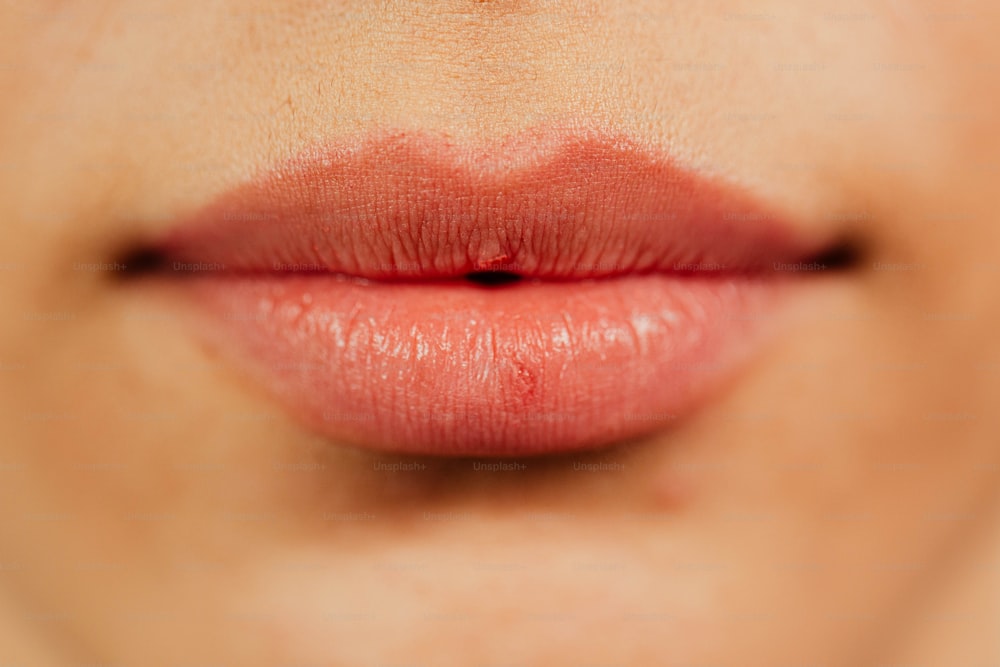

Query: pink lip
left=149, top=128, right=838, bottom=456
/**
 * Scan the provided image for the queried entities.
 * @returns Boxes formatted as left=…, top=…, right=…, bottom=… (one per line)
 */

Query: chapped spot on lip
left=475, top=252, right=511, bottom=270
left=510, top=357, right=539, bottom=405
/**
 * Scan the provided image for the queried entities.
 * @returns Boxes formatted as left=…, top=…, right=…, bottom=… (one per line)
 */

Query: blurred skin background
left=1, top=1, right=1000, bottom=665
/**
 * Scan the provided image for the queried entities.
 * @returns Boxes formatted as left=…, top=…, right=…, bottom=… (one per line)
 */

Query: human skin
left=1, top=0, right=999, bottom=665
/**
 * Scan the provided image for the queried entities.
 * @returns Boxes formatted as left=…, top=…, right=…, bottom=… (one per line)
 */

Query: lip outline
left=129, top=126, right=850, bottom=457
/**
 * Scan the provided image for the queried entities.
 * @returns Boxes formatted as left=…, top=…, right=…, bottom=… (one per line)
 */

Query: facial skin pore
left=1, top=2, right=999, bottom=665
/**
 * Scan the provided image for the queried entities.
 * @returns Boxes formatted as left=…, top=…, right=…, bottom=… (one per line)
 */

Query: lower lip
left=181, top=272, right=787, bottom=456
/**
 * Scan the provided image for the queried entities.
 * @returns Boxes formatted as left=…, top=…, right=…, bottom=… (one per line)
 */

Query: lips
left=138, top=128, right=844, bottom=456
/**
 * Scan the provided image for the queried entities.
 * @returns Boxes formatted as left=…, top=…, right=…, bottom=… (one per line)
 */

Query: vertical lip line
left=128, top=127, right=849, bottom=457
left=149, top=127, right=837, bottom=280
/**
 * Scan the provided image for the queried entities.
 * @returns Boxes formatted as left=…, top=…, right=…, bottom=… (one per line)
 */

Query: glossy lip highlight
left=140, top=128, right=842, bottom=456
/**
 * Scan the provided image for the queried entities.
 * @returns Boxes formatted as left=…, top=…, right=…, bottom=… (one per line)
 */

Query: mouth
left=123, top=127, right=855, bottom=456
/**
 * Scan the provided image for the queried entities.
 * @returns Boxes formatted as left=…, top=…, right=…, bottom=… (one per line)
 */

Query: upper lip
left=150, top=129, right=837, bottom=280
